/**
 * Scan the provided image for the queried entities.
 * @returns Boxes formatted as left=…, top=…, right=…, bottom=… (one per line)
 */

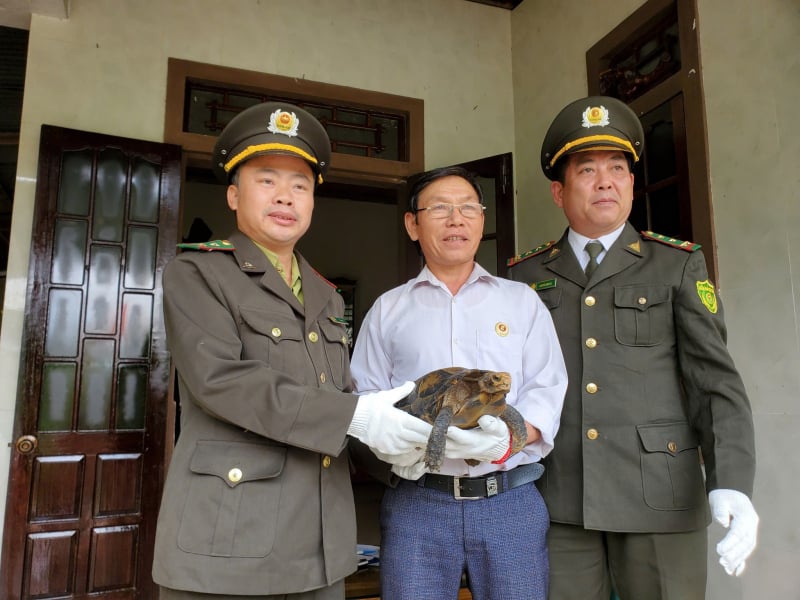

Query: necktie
left=584, top=241, right=603, bottom=278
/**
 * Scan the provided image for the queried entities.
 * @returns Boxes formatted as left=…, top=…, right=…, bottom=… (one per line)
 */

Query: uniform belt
left=417, top=462, right=544, bottom=500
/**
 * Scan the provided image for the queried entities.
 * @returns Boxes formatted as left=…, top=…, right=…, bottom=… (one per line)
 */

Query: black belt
left=417, top=462, right=544, bottom=499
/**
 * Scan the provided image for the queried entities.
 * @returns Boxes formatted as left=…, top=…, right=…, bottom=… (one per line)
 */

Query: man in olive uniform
left=507, top=96, right=759, bottom=599
left=152, top=102, right=433, bottom=600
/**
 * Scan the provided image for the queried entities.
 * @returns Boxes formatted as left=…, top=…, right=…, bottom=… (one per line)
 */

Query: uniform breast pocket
left=637, top=422, right=705, bottom=511
left=614, top=284, right=672, bottom=346
left=178, top=441, right=288, bottom=558
left=239, top=306, right=303, bottom=369
left=319, top=319, right=349, bottom=389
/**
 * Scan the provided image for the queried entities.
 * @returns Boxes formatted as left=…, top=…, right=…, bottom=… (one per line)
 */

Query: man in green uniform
left=152, top=102, right=432, bottom=600
left=507, top=96, right=759, bottom=599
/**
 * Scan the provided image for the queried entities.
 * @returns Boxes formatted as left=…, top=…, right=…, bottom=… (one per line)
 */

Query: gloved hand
left=372, top=446, right=426, bottom=467
left=347, top=381, right=432, bottom=456
left=391, top=460, right=429, bottom=481
left=443, top=415, right=510, bottom=463
left=708, top=488, right=759, bottom=576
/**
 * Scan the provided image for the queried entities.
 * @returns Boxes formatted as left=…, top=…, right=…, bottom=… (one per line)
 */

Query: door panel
left=2, top=125, right=181, bottom=599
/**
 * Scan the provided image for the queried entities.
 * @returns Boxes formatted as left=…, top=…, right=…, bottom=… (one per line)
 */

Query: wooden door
left=1, top=125, right=181, bottom=599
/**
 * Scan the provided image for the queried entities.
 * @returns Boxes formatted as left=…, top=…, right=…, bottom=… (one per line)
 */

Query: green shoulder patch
left=641, top=231, right=701, bottom=252
left=696, top=279, right=718, bottom=313
left=507, top=241, right=556, bottom=267
left=177, top=239, right=235, bottom=252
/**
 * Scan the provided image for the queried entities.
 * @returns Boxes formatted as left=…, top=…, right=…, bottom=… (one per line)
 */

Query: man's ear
left=226, top=184, right=239, bottom=211
left=404, top=211, right=419, bottom=242
left=551, top=180, right=564, bottom=209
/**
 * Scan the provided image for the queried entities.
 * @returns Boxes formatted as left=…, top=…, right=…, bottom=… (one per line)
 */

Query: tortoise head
left=478, top=371, right=511, bottom=395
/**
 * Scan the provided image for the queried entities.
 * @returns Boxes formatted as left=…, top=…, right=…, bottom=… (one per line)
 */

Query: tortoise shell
left=395, top=367, right=527, bottom=472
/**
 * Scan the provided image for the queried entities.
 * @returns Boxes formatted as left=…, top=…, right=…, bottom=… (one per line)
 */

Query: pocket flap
left=239, top=306, right=303, bottom=342
left=320, top=319, right=348, bottom=345
left=637, top=422, right=698, bottom=456
left=615, top=285, right=671, bottom=311
left=190, top=441, right=287, bottom=487
left=537, top=287, right=562, bottom=310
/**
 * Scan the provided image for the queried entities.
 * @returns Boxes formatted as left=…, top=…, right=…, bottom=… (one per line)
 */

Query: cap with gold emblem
left=540, top=95, right=644, bottom=180
left=212, top=101, right=331, bottom=184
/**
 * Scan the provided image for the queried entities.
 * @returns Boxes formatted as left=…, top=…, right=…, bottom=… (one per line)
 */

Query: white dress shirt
left=351, top=263, right=567, bottom=477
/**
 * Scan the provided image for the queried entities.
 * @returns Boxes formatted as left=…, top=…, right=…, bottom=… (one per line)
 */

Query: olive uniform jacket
left=152, top=230, right=359, bottom=595
left=508, top=223, right=755, bottom=533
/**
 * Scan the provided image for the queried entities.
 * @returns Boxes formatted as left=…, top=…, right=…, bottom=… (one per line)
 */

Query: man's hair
left=408, top=166, right=484, bottom=214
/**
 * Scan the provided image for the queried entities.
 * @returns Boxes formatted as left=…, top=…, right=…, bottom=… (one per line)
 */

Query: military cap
left=540, top=95, right=644, bottom=180
left=212, top=101, right=331, bottom=184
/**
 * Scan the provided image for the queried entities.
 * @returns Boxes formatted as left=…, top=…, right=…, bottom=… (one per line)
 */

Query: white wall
left=0, top=0, right=514, bottom=545
left=511, top=1, right=800, bottom=598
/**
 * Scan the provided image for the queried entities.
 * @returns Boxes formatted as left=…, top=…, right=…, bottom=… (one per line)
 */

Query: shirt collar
left=568, top=223, right=626, bottom=259
left=253, top=242, right=303, bottom=302
left=411, top=262, right=498, bottom=292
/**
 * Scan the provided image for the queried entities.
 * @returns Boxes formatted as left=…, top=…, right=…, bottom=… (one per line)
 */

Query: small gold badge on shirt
left=495, top=322, right=509, bottom=337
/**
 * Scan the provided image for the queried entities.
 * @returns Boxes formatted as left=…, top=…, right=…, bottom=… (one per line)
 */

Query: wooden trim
left=585, top=0, right=717, bottom=282
left=165, top=58, right=424, bottom=185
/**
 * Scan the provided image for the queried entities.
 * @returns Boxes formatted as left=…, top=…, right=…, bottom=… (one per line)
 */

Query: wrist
left=347, top=396, right=370, bottom=438
left=491, top=430, right=514, bottom=465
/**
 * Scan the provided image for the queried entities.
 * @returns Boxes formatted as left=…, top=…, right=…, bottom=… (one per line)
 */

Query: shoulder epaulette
left=311, top=267, right=338, bottom=289
left=177, top=239, right=235, bottom=252
left=641, top=231, right=701, bottom=252
left=507, top=241, right=556, bottom=267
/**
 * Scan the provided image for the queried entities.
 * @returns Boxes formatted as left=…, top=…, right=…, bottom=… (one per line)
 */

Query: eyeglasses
left=414, top=202, right=486, bottom=219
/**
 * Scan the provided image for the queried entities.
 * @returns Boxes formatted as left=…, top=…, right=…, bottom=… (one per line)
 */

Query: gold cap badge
left=582, top=105, right=610, bottom=128
left=268, top=108, right=300, bottom=137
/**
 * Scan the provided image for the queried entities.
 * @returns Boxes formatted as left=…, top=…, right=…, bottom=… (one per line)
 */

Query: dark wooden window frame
left=165, top=58, right=424, bottom=186
left=586, top=0, right=718, bottom=282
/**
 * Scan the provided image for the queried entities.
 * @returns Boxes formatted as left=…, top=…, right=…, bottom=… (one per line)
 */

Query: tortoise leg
left=500, top=405, right=528, bottom=455
left=424, top=406, right=453, bottom=472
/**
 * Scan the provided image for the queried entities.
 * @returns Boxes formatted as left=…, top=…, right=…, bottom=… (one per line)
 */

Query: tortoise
left=394, top=367, right=527, bottom=472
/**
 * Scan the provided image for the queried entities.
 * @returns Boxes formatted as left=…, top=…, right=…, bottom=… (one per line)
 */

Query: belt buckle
left=452, top=475, right=499, bottom=499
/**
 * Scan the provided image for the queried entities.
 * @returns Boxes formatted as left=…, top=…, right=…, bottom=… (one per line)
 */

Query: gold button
left=322, top=455, right=331, bottom=468
left=320, top=372, right=327, bottom=383
left=585, top=337, right=597, bottom=349
left=586, top=428, right=599, bottom=440
left=586, top=382, right=598, bottom=394
left=271, top=327, right=281, bottom=337
left=638, top=297, right=647, bottom=305
left=308, top=331, right=319, bottom=343
left=341, top=335, right=348, bottom=345
left=585, top=296, right=596, bottom=307
left=668, top=441, right=678, bottom=453
left=228, top=468, right=243, bottom=483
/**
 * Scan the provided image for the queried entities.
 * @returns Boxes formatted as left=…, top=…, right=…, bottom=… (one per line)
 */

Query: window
left=165, top=58, right=424, bottom=184
left=586, top=0, right=718, bottom=281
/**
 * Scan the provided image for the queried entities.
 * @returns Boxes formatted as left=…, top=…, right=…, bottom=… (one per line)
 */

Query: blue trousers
left=379, top=475, right=549, bottom=600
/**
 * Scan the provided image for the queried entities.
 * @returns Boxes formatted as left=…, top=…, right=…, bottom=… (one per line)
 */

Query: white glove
left=709, top=488, right=759, bottom=576
left=372, top=446, right=426, bottom=467
left=391, top=460, right=429, bottom=481
left=347, top=381, right=432, bottom=455
left=443, top=415, right=510, bottom=463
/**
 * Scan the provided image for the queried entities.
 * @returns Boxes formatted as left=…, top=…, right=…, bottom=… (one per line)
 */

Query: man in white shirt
left=350, top=166, right=567, bottom=600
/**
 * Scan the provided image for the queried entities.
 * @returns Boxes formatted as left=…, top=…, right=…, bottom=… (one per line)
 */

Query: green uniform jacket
left=508, top=223, right=755, bottom=532
left=152, top=230, right=358, bottom=594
